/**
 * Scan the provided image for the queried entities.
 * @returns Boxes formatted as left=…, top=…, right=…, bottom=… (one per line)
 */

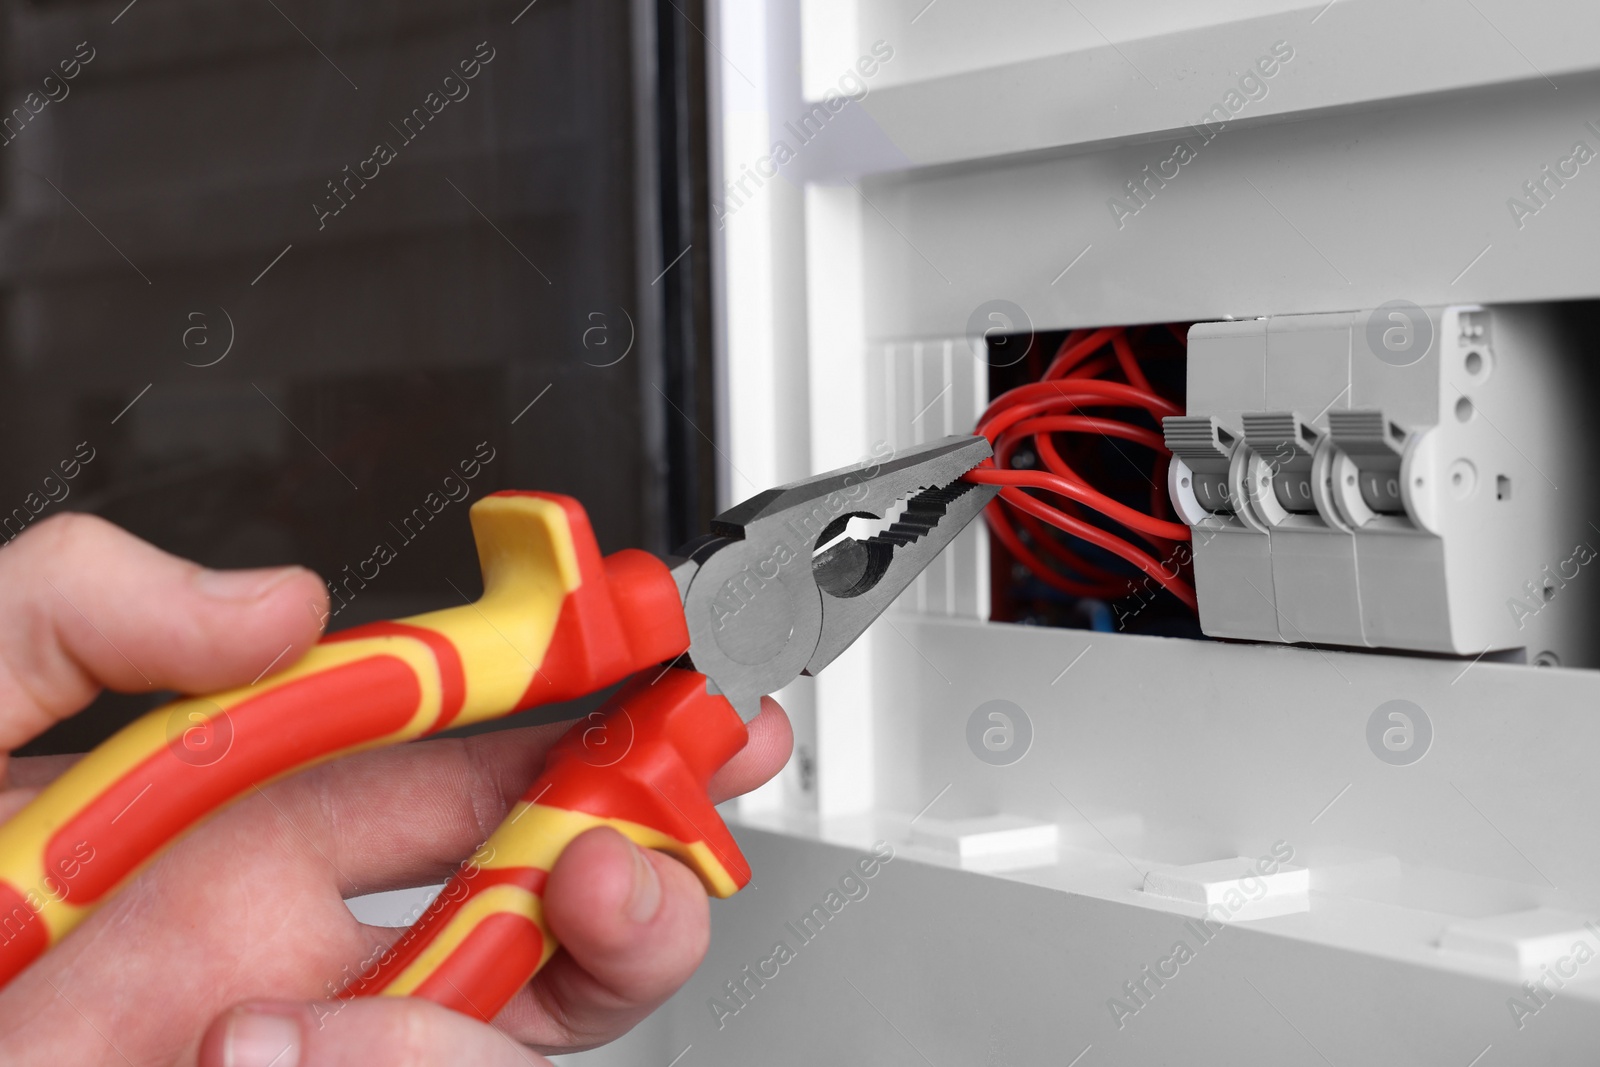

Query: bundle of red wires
left=964, top=325, right=1198, bottom=611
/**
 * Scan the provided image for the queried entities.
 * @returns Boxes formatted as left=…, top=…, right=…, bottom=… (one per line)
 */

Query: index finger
left=239, top=695, right=792, bottom=898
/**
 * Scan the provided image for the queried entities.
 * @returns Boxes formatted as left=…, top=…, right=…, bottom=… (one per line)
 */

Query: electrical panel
left=1166, top=304, right=1595, bottom=666
left=596, top=4, right=1600, bottom=1065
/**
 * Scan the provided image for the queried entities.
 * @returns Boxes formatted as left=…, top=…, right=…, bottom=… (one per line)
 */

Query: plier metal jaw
left=670, top=434, right=998, bottom=720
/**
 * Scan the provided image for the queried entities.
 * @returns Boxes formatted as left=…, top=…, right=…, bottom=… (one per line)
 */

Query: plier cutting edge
left=0, top=434, right=996, bottom=1020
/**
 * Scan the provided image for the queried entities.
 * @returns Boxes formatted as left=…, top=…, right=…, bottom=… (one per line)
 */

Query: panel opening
left=982, top=322, right=1199, bottom=638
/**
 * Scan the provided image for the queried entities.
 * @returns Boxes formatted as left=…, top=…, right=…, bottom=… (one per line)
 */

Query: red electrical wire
left=966, top=326, right=1198, bottom=612
left=985, top=480, right=1197, bottom=610
left=1111, top=332, right=1154, bottom=394
left=1008, top=508, right=1132, bottom=597
left=971, top=467, right=1190, bottom=543
left=1043, top=326, right=1120, bottom=379
left=988, top=505, right=1129, bottom=599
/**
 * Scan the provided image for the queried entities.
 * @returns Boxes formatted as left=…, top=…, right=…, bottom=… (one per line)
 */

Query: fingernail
left=626, top=844, right=662, bottom=924
left=194, top=566, right=302, bottom=602
left=222, top=1006, right=301, bottom=1067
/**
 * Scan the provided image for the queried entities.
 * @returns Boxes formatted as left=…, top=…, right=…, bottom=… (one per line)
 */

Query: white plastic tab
left=1141, top=856, right=1310, bottom=920
left=1439, top=908, right=1600, bottom=971
left=909, top=813, right=1059, bottom=872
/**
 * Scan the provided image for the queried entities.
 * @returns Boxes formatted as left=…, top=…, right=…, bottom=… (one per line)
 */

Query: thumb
left=199, top=999, right=550, bottom=1067
left=0, top=513, right=328, bottom=753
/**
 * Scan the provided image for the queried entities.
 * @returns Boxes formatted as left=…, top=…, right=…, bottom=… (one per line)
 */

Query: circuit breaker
left=1166, top=305, right=1594, bottom=666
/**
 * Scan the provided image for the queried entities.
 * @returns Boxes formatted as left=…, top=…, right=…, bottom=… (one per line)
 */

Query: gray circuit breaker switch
left=1242, top=413, right=1320, bottom=517
left=1323, top=410, right=1442, bottom=649
left=1164, top=415, right=1236, bottom=519
left=1244, top=412, right=1366, bottom=647
left=1326, top=411, right=1411, bottom=526
left=1164, top=413, right=1277, bottom=642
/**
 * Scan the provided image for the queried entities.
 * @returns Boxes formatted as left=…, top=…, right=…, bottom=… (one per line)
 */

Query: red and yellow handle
left=358, top=668, right=749, bottom=1019
left=0, top=491, right=744, bottom=996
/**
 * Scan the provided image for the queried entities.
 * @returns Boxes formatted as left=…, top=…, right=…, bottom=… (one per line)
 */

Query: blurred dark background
left=0, top=0, right=717, bottom=753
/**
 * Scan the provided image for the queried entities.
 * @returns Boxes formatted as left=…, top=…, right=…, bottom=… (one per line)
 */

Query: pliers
left=0, top=433, right=996, bottom=1020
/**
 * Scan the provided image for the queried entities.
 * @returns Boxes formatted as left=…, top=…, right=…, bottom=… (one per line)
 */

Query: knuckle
left=394, top=1001, right=443, bottom=1067
left=387, top=1001, right=533, bottom=1067
left=18, top=510, right=112, bottom=559
left=457, top=736, right=508, bottom=847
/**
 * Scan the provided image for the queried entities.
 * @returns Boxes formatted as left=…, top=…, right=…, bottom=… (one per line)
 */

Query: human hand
left=0, top=514, right=792, bottom=1066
